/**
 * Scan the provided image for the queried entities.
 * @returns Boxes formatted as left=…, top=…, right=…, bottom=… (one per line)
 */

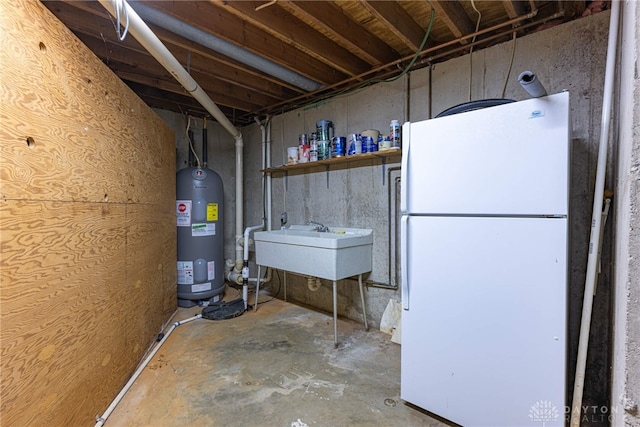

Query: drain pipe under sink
left=231, top=116, right=274, bottom=307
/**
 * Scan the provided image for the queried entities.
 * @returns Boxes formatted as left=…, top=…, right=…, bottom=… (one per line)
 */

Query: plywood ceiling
left=43, top=0, right=597, bottom=126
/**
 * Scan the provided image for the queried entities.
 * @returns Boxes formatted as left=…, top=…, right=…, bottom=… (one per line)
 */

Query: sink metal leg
left=333, top=280, right=338, bottom=348
left=254, top=265, right=262, bottom=312
left=284, top=271, right=288, bottom=302
left=358, top=274, right=369, bottom=331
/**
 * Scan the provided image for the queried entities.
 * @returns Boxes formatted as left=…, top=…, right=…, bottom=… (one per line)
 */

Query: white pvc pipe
left=244, top=225, right=264, bottom=262
left=96, top=0, right=248, bottom=421
left=225, top=269, right=272, bottom=285
left=254, top=115, right=273, bottom=231
left=235, top=137, right=244, bottom=269
left=98, top=0, right=246, bottom=274
left=254, top=116, right=268, bottom=232
left=225, top=270, right=243, bottom=285
left=229, top=116, right=275, bottom=288
left=94, top=315, right=202, bottom=427
left=98, top=0, right=240, bottom=140
left=241, top=223, right=266, bottom=309
left=242, top=279, right=248, bottom=310
left=266, top=119, right=273, bottom=231
left=570, top=2, right=620, bottom=426
left=240, top=116, right=279, bottom=307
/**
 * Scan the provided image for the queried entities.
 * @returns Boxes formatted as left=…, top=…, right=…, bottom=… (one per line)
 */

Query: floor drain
left=384, top=398, right=397, bottom=407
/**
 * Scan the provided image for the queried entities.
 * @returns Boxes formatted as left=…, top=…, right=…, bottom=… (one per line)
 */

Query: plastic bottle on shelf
left=390, top=119, right=401, bottom=149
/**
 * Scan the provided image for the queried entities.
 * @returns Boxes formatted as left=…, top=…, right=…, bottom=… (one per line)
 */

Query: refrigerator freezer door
left=400, top=216, right=567, bottom=427
left=402, top=92, right=570, bottom=216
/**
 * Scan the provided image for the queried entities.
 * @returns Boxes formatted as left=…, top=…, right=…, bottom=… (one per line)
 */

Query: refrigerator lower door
left=401, top=216, right=567, bottom=427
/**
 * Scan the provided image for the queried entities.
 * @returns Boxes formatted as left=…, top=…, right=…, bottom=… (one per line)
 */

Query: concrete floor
left=106, top=296, right=446, bottom=427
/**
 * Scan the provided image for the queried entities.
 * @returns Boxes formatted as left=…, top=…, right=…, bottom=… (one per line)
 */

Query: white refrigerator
left=400, top=92, right=570, bottom=427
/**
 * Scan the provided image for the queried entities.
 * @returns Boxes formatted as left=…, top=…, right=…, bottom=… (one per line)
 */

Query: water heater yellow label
left=207, top=203, right=218, bottom=221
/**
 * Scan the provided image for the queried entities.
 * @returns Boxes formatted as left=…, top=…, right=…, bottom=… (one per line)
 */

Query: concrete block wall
left=245, top=9, right=614, bottom=419
left=163, top=9, right=619, bottom=421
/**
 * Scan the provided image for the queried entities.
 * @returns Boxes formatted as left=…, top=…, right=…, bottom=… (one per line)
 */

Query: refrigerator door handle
left=401, top=215, right=409, bottom=310
left=400, top=122, right=410, bottom=214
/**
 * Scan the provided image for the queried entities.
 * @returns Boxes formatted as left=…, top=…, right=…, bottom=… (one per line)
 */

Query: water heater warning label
left=177, top=261, right=194, bottom=284
left=192, top=223, right=215, bottom=237
left=207, top=203, right=218, bottom=221
left=176, top=200, right=192, bottom=227
left=192, top=282, right=211, bottom=292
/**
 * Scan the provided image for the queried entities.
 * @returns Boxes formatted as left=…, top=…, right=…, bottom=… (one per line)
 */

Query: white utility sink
left=253, top=224, right=372, bottom=347
left=254, top=225, right=373, bottom=281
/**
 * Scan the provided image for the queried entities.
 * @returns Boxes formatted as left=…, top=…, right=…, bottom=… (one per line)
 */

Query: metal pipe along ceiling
left=129, top=2, right=323, bottom=93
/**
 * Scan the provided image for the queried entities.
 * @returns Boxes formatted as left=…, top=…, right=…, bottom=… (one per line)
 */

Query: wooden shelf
left=262, top=149, right=402, bottom=174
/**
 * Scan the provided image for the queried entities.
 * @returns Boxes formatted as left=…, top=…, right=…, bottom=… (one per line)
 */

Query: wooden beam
left=560, top=1, right=586, bottom=19
left=107, top=62, right=265, bottom=113
left=47, top=0, right=306, bottom=95
left=123, top=81, right=236, bottom=119
left=430, top=1, right=476, bottom=44
left=141, top=0, right=347, bottom=86
left=210, top=0, right=370, bottom=77
left=502, top=0, right=528, bottom=19
left=278, top=0, right=399, bottom=66
left=52, top=1, right=298, bottom=98
left=361, top=0, right=429, bottom=52
left=75, top=30, right=295, bottom=103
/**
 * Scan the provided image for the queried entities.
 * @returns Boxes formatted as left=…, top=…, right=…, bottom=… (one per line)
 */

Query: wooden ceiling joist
left=42, top=0, right=596, bottom=127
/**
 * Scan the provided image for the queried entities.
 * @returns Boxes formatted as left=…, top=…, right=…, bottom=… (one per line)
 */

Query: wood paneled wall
left=0, top=1, right=177, bottom=425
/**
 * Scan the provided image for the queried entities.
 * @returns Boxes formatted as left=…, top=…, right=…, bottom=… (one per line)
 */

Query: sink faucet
left=307, top=220, right=329, bottom=232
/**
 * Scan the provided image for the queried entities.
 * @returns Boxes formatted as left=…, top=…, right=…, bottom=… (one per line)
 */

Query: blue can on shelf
left=332, top=136, right=346, bottom=157
left=347, top=133, right=361, bottom=155
left=361, top=135, right=378, bottom=153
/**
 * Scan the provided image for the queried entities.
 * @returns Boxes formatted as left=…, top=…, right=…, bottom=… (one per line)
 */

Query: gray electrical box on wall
left=176, top=167, right=225, bottom=307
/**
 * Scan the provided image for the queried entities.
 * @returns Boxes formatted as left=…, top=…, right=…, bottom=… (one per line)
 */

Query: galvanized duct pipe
left=129, top=2, right=322, bottom=93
